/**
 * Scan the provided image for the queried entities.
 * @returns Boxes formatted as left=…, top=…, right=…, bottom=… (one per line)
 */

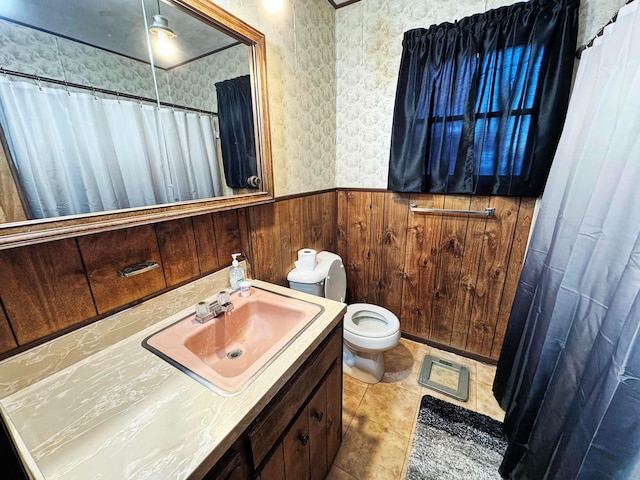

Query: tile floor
left=327, top=338, right=505, bottom=480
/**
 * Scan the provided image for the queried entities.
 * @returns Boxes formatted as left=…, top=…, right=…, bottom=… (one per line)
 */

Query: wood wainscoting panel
left=192, top=210, right=246, bottom=275
left=491, top=197, right=536, bottom=358
left=155, top=218, right=200, bottom=287
left=248, top=192, right=337, bottom=286
left=339, top=191, right=534, bottom=361
left=0, top=192, right=334, bottom=357
left=338, top=191, right=409, bottom=315
left=247, top=202, right=281, bottom=283
left=0, top=239, right=97, bottom=346
left=402, top=194, right=445, bottom=339
left=213, top=209, right=247, bottom=269
left=449, top=196, right=493, bottom=351
left=192, top=214, right=221, bottom=274
left=429, top=195, right=473, bottom=345
left=464, top=196, right=520, bottom=357
left=78, top=225, right=167, bottom=314
left=343, top=191, right=373, bottom=304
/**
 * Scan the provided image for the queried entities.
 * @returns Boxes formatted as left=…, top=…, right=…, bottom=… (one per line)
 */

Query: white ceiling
left=0, top=0, right=362, bottom=71
left=0, top=0, right=239, bottom=70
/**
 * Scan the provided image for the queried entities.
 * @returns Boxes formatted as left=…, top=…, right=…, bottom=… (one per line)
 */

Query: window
left=388, top=0, right=579, bottom=196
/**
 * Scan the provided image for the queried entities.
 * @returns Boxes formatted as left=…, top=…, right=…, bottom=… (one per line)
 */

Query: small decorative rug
left=405, top=395, right=507, bottom=480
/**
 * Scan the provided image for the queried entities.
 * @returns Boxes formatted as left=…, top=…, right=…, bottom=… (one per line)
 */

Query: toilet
left=287, top=251, right=401, bottom=383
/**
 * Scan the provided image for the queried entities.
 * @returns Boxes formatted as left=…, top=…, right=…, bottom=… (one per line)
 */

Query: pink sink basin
left=143, top=287, right=323, bottom=396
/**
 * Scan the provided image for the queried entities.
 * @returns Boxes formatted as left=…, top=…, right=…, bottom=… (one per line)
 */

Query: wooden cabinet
left=274, top=365, right=339, bottom=480
left=263, top=368, right=337, bottom=480
left=203, top=449, right=248, bottom=480
left=206, top=322, right=343, bottom=480
left=255, top=353, right=341, bottom=480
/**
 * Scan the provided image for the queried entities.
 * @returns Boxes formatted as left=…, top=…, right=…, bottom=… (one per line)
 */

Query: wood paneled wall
left=337, top=191, right=535, bottom=361
left=246, top=191, right=337, bottom=285
left=0, top=192, right=337, bottom=358
left=0, top=189, right=530, bottom=361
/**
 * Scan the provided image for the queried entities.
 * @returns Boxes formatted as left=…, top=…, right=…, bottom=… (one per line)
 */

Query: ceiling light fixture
left=149, top=0, right=176, bottom=39
left=263, top=0, right=283, bottom=14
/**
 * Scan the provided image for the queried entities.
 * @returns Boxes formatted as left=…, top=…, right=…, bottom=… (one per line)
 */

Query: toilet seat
left=345, top=304, right=400, bottom=338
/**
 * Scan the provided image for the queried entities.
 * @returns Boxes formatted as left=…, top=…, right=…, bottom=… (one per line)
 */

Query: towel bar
left=409, top=203, right=495, bottom=217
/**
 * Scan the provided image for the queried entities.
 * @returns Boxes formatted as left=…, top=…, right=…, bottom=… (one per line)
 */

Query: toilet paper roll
left=295, top=248, right=317, bottom=271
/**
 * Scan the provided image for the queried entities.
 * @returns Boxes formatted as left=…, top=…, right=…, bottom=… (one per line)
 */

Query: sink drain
left=227, top=349, right=243, bottom=359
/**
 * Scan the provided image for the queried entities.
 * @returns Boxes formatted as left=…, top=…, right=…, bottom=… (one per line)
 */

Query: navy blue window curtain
left=215, top=75, right=258, bottom=189
left=388, top=0, right=579, bottom=196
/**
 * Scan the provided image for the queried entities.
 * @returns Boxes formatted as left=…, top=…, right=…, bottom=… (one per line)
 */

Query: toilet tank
left=288, top=280, right=325, bottom=297
left=287, top=251, right=346, bottom=302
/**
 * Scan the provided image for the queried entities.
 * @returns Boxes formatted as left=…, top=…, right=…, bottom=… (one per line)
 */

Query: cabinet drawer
left=248, top=324, right=342, bottom=469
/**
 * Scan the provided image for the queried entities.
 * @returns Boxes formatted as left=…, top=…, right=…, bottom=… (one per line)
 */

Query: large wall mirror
left=0, top=0, right=273, bottom=248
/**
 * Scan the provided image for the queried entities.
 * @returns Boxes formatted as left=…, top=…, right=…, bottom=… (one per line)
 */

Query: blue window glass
left=426, top=44, right=544, bottom=180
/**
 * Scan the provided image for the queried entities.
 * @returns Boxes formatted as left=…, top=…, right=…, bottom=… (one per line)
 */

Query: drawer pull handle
left=314, top=411, right=324, bottom=422
left=299, top=434, right=309, bottom=446
left=117, top=261, right=159, bottom=278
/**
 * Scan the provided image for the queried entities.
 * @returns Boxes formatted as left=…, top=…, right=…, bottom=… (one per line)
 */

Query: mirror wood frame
left=0, top=0, right=274, bottom=250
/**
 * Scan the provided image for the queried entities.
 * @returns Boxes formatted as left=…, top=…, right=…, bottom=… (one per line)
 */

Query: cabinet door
left=326, top=363, right=342, bottom=466
left=260, top=443, right=285, bottom=480
left=283, top=408, right=310, bottom=480
left=203, top=450, right=248, bottom=480
left=308, top=381, right=328, bottom=480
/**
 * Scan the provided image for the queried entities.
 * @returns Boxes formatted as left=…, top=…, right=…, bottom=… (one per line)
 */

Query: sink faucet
left=194, top=292, right=234, bottom=324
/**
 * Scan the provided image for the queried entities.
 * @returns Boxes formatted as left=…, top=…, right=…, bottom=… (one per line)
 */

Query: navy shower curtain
left=215, top=75, right=258, bottom=189
left=493, top=1, right=640, bottom=477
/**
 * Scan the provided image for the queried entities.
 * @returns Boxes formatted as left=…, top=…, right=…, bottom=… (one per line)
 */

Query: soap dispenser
left=229, top=253, right=245, bottom=289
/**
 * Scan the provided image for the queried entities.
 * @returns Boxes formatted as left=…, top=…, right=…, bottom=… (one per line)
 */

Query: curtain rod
left=0, top=68, right=217, bottom=116
left=576, top=0, right=636, bottom=58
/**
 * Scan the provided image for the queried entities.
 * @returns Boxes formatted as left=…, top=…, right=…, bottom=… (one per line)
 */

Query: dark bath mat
left=405, top=395, right=506, bottom=480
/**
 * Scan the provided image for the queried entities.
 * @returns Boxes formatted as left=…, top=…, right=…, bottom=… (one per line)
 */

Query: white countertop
left=0, top=267, right=346, bottom=479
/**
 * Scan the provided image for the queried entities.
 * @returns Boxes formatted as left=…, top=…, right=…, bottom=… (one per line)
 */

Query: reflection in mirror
left=0, top=0, right=263, bottom=225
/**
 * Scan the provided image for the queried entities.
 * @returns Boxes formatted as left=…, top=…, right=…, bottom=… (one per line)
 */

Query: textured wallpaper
left=0, top=18, right=249, bottom=113
left=226, top=0, right=337, bottom=197
left=334, top=0, right=630, bottom=189
left=0, top=0, right=628, bottom=197
left=160, top=44, right=250, bottom=112
left=0, top=19, right=157, bottom=99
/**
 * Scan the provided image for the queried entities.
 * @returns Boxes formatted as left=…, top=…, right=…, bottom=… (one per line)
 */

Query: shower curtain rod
left=576, top=0, right=636, bottom=58
left=0, top=68, right=218, bottom=116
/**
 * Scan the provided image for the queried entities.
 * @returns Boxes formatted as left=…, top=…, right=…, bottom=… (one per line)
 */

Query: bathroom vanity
left=0, top=269, right=346, bottom=479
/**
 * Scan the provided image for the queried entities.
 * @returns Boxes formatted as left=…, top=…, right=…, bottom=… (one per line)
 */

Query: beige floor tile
left=344, top=373, right=369, bottom=396
left=326, top=464, right=358, bottom=480
left=356, top=381, right=421, bottom=438
left=333, top=417, right=411, bottom=480
left=477, top=360, right=498, bottom=385
left=476, top=381, right=505, bottom=422
left=335, top=339, right=504, bottom=479
left=343, top=382, right=366, bottom=436
left=381, top=339, right=430, bottom=394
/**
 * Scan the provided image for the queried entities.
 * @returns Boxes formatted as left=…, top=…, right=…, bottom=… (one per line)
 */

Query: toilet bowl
left=287, top=251, right=401, bottom=383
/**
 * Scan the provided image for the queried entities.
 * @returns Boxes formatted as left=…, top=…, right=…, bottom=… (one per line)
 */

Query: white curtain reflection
left=0, top=77, right=224, bottom=219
